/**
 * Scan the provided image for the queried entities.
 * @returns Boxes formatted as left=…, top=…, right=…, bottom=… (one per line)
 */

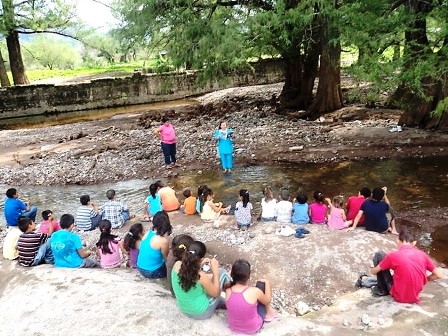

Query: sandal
left=264, top=312, right=278, bottom=322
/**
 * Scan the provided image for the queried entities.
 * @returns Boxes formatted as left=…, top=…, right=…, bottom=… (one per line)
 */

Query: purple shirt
left=129, top=248, right=139, bottom=268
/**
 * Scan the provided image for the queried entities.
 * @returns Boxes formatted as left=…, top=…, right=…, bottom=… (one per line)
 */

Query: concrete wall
left=0, top=60, right=284, bottom=120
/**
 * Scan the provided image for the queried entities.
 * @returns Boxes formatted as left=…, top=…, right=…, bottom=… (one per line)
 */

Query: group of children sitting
left=189, top=184, right=395, bottom=237
left=2, top=182, right=396, bottom=334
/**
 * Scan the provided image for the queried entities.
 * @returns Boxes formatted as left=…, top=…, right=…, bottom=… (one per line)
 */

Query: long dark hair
left=152, top=211, right=172, bottom=236
left=239, top=189, right=250, bottom=208
left=313, top=191, right=325, bottom=204
left=123, top=223, right=144, bottom=251
left=149, top=183, right=158, bottom=199
left=231, top=259, right=251, bottom=286
left=197, top=185, right=207, bottom=199
left=199, top=188, right=213, bottom=213
left=95, top=220, right=118, bottom=254
left=172, top=234, right=195, bottom=261
left=179, top=241, right=206, bottom=292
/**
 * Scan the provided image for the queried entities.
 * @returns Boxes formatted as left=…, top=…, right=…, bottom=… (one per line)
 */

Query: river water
left=1, top=156, right=447, bottom=262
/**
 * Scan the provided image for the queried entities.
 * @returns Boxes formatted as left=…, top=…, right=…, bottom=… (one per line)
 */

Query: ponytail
left=313, top=191, right=324, bottom=203
left=95, top=220, right=117, bottom=254
left=178, top=241, right=206, bottom=292
left=239, top=189, right=250, bottom=208
left=172, top=234, right=195, bottom=261
left=149, top=183, right=158, bottom=199
left=123, top=223, right=144, bottom=251
left=200, top=188, right=213, bottom=213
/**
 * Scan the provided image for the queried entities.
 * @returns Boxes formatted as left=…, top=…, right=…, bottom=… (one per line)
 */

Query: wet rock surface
left=1, top=211, right=447, bottom=336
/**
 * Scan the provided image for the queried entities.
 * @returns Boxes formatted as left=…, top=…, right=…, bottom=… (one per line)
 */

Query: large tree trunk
left=279, top=3, right=319, bottom=110
left=0, top=48, right=11, bottom=87
left=397, top=77, right=439, bottom=127
left=279, top=56, right=303, bottom=108
left=311, top=42, right=343, bottom=114
left=310, top=13, right=343, bottom=115
left=2, top=0, right=29, bottom=85
left=6, top=31, right=29, bottom=85
left=279, top=53, right=318, bottom=109
left=391, top=0, right=448, bottom=129
left=300, top=23, right=320, bottom=107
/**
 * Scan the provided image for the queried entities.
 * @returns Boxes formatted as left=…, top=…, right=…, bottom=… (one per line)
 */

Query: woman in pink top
left=225, top=259, right=277, bottom=334
left=309, top=191, right=328, bottom=224
left=155, top=116, right=177, bottom=167
left=95, top=220, right=125, bottom=268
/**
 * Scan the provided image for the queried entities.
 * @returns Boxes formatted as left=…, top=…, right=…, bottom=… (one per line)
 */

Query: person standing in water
left=214, top=120, right=234, bottom=174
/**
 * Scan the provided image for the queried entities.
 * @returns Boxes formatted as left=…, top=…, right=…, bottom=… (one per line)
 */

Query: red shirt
left=346, top=195, right=366, bottom=224
left=379, top=245, right=435, bottom=303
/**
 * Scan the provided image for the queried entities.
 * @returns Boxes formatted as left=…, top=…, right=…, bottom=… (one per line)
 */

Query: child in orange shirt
left=180, top=188, right=197, bottom=215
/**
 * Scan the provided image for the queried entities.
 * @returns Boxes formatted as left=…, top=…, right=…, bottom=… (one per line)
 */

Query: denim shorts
left=138, top=263, right=167, bottom=279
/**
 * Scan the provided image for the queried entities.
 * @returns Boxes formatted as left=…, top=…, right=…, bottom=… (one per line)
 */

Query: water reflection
left=1, top=156, right=447, bottom=261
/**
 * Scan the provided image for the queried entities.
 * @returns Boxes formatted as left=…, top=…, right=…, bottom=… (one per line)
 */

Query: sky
left=76, top=0, right=117, bottom=31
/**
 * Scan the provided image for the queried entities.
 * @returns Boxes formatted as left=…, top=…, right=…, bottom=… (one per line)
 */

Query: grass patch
left=11, top=60, right=159, bottom=82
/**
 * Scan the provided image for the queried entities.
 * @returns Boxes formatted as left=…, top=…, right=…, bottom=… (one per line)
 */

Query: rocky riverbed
left=1, top=83, right=448, bottom=186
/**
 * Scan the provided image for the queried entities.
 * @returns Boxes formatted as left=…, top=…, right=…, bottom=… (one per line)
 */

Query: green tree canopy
left=23, top=35, right=81, bottom=70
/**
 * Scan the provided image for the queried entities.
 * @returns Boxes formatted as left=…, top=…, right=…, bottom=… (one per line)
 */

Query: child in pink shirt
left=95, top=220, right=125, bottom=268
left=326, top=196, right=351, bottom=230
left=38, top=210, right=61, bottom=236
left=309, top=191, right=328, bottom=224
left=226, top=259, right=277, bottom=334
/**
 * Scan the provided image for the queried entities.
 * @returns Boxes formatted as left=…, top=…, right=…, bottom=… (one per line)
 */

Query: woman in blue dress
left=213, top=120, right=234, bottom=174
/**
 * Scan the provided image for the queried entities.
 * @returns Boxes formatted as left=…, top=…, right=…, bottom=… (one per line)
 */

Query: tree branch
left=13, top=0, right=30, bottom=9
left=17, top=29, right=83, bottom=42
left=91, top=0, right=114, bottom=11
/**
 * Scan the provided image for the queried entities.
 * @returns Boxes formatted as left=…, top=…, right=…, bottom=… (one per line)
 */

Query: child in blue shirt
left=4, top=188, right=37, bottom=227
left=50, top=214, right=99, bottom=268
left=291, top=193, right=310, bottom=225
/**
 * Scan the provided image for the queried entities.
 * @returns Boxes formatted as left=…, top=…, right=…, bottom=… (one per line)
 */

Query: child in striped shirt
left=17, top=217, right=54, bottom=267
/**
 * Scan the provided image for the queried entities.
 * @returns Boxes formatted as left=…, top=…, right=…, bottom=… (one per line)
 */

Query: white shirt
left=261, top=198, right=277, bottom=218
left=275, top=200, right=293, bottom=223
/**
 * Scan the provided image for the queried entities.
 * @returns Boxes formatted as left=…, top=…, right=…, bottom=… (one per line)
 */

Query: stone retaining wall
left=0, top=60, right=284, bottom=120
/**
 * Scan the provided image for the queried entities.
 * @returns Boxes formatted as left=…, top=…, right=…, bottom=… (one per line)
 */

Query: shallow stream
left=1, top=156, right=447, bottom=262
